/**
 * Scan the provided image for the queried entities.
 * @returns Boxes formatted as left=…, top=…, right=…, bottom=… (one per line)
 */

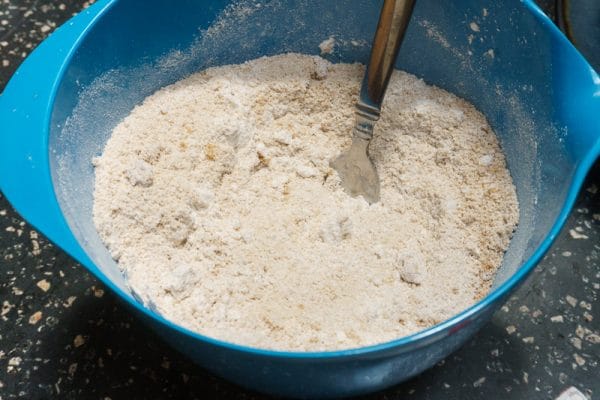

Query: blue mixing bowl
left=1, top=0, right=599, bottom=398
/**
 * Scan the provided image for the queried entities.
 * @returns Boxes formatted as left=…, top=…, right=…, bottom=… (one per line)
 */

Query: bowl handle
left=524, top=0, right=600, bottom=166
left=0, top=0, right=114, bottom=265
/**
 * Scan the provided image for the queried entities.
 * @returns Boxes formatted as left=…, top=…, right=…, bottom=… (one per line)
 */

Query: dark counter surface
left=0, top=1, right=598, bottom=399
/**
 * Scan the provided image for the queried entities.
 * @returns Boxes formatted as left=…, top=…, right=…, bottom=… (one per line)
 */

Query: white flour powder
left=93, top=53, right=519, bottom=351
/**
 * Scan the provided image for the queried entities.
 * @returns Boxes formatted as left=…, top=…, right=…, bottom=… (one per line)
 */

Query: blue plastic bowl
left=1, top=0, right=599, bottom=398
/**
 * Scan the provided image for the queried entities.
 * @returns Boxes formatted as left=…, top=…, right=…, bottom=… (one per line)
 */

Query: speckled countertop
left=0, top=1, right=598, bottom=399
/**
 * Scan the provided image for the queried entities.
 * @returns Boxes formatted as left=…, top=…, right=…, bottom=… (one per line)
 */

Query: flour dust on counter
left=92, top=53, right=519, bottom=351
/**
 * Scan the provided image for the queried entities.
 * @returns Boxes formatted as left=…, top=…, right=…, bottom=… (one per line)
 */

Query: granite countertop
left=0, top=1, right=598, bottom=399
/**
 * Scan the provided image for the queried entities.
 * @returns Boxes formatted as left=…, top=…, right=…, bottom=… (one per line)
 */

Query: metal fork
left=330, top=0, right=416, bottom=203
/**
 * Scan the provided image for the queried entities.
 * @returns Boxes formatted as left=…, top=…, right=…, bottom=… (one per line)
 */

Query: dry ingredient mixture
left=92, top=53, right=519, bottom=351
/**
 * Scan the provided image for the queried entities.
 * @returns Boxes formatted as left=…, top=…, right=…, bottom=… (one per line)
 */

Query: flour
left=92, top=53, right=519, bottom=351
left=318, top=36, right=336, bottom=55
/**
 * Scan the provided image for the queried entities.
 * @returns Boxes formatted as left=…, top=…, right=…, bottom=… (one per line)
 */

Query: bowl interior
left=49, top=0, right=574, bottom=306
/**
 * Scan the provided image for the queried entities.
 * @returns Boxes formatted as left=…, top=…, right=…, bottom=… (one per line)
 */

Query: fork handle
left=354, top=0, right=416, bottom=140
